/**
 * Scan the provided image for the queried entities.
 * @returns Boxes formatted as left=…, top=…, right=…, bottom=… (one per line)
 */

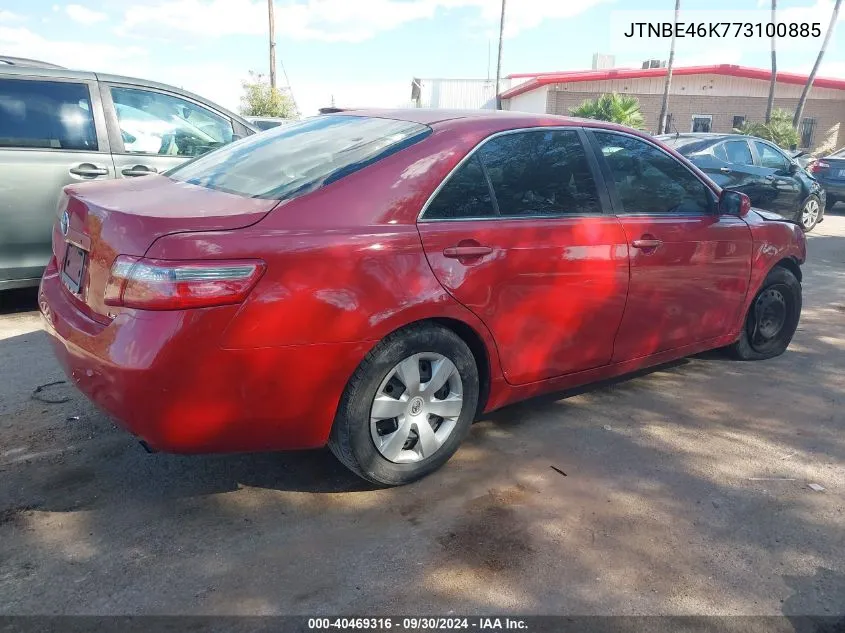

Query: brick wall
left=547, top=89, right=845, bottom=155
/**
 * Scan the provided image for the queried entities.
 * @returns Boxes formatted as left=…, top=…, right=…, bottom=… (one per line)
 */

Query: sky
left=1, top=0, right=844, bottom=117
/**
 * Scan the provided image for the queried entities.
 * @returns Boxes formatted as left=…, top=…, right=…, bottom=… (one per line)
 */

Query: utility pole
left=268, top=0, right=277, bottom=89
left=494, top=0, right=506, bottom=109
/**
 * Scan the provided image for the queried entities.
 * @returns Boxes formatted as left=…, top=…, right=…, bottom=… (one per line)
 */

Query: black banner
left=1, top=617, right=844, bottom=633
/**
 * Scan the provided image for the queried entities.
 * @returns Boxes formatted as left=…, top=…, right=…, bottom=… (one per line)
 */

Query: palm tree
left=793, top=0, right=842, bottom=129
left=657, top=0, right=681, bottom=134
left=765, top=0, right=777, bottom=123
left=571, top=93, right=646, bottom=129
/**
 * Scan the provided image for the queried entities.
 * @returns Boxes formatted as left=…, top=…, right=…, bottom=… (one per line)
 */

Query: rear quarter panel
left=145, top=124, right=504, bottom=376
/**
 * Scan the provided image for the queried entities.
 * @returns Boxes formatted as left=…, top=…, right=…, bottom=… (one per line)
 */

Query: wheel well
left=430, top=317, right=491, bottom=415
left=774, top=257, right=802, bottom=283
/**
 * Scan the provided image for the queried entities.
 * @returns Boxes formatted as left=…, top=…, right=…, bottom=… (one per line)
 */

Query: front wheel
left=329, top=323, right=479, bottom=486
left=799, top=195, right=821, bottom=232
left=730, top=266, right=802, bottom=361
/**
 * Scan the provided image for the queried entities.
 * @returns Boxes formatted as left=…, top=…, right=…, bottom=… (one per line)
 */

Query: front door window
left=110, top=87, right=233, bottom=157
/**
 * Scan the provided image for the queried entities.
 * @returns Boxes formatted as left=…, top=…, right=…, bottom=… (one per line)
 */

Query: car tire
left=328, top=323, right=479, bottom=486
left=729, top=266, right=801, bottom=361
left=798, top=194, right=822, bottom=232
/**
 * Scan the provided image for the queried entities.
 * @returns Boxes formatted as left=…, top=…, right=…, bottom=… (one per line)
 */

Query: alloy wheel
left=801, top=199, right=820, bottom=230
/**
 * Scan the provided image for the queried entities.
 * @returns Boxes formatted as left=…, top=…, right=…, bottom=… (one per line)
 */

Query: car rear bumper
left=818, top=180, right=845, bottom=199
left=39, top=261, right=372, bottom=453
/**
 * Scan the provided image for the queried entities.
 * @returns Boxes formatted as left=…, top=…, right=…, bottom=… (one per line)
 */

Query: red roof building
left=501, top=64, right=845, bottom=153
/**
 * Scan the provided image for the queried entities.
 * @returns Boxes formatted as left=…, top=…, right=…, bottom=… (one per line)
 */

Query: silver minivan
left=0, top=61, right=256, bottom=290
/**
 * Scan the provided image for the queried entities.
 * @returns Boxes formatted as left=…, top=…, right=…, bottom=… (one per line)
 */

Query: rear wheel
left=329, top=323, right=479, bottom=486
left=730, top=266, right=801, bottom=361
left=799, top=195, right=821, bottom=232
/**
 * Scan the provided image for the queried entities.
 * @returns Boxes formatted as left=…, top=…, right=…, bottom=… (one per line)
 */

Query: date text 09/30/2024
left=307, top=618, right=528, bottom=630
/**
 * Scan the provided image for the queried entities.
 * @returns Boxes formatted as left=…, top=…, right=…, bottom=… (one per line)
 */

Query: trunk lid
left=54, top=175, right=278, bottom=321
left=821, top=157, right=845, bottom=181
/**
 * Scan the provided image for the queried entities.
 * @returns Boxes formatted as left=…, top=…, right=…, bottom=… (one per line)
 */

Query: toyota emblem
left=60, top=210, right=69, bottom=236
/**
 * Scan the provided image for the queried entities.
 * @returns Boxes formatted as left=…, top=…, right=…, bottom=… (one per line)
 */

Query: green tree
left=240, top=71, right=297, bottom=119
left=570, top=93, right=645, bottom=129
left=735, top=108, right=800, bottom=149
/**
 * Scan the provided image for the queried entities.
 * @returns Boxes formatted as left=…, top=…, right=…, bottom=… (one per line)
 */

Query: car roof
left=657, top=133, right=739, bottom=142
left=0, top=65, right=256, bottom=132
left=333, top=108, right=644, bottom=132
left=0, top=56, right=65, bottom=69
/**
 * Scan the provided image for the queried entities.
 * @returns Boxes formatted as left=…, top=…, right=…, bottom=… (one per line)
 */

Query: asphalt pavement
left=1, top=212, right=843, bottom=616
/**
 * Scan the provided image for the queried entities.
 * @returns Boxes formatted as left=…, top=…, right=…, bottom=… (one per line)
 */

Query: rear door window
left=0, top=78, right=97, bottom=150
left=168, top=115, right=431, bottom=199
left=479, top=130, right=602, bottom=217
left=424, top=155, right=496, bottom=220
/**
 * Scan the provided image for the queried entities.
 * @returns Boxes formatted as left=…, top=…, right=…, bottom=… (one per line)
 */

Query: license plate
left=61, top=244, right=87, bottom=294
left=837, top=169, right=845, bottom=178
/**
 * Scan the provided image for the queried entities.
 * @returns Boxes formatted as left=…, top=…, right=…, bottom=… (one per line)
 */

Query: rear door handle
left=719, top=167, right=731, bottom=174
left=121, top=165, right=158, bottom=177
left=765, top=174, right=776, bottom=181
left=443, top=245, right=493, bottom=258
left=69, top=163, right=109, bottom=177
left=631, top=239, right=662, bottom=249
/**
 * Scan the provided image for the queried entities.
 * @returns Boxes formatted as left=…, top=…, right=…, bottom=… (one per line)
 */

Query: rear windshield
left=167, top=115, right=431, bottom=199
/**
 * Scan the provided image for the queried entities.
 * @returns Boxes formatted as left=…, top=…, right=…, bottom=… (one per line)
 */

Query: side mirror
left=719, top=189, right=751, bottom=217
left=789, top=162, right=799, bottom=174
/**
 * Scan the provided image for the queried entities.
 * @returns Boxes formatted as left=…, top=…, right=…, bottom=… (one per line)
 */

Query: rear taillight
left=104, top=256, right=265, bottom=310
left=810, top=160, right=829, bottom=173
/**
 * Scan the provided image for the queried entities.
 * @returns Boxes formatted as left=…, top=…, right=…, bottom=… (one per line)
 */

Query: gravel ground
left=0, top=212, right=843, bottom=616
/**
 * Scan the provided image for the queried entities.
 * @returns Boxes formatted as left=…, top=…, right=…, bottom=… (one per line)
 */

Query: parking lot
left=1, top=212, right=843, bottom=616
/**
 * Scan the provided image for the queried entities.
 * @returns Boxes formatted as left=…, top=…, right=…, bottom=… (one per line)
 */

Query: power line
left=278, top=53, right=300, bottom=118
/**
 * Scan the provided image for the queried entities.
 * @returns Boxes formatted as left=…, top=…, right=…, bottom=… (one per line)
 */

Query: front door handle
left=443, top=245, right=493, bottom=258
left=121, top=165, right=158, bottom=177
left=631, top=238, right=663, bottom=249
left=69, top=163, right=109, bottom=178
left=765, top=174, right=776, bottom=181
left=719, top=167, right=731, bottom=174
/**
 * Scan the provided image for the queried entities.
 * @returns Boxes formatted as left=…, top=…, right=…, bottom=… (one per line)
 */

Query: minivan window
left=594, top=131, right=712, bottom=215
left=0, top=79, right=97, bottom=151
left=111, top=87, right=234, bottom=157
left=168, top=115, right=431, bottom=199
left=479, top=130, right=601, bottom=217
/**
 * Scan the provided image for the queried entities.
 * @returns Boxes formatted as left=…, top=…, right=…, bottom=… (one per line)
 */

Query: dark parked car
left=657, top=133, right=825, bottom=231
left=808, top=147, right=845, bottom=208
left=41, top=110, right=806, bottom=485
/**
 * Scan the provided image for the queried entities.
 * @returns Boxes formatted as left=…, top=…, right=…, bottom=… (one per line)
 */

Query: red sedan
left=39, top=110, right=806, bottom=485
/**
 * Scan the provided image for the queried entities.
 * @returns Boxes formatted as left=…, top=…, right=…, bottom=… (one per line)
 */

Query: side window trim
left=418, top=125, right=609, bottom=222
left=0, top=76, right=109, bottom=153
left=99, top=81, right=235, bottom=156
left=584, top=128, right=718, bottom=217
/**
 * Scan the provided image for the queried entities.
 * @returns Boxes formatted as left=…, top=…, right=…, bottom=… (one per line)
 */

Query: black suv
left=657, top=133, right=825, bottom=231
